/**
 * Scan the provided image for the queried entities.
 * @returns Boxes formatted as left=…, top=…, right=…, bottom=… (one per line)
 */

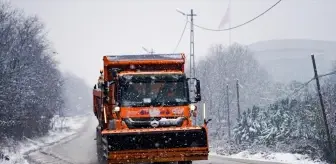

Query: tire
left=96, top=127, right=108, bottom=164
left=96, top=127, right=102, bottom=162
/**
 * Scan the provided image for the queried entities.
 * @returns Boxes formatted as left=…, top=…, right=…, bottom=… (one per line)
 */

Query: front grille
left=123, top=117, right=185, bottom=129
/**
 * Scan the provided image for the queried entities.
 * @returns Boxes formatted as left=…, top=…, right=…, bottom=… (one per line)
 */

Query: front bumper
left=107, top=148, right=208, bottom=164
left=101, top=127, right=209, bottom=163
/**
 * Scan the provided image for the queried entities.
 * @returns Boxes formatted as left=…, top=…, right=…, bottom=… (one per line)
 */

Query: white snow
left=0, top=114, right=89, bottom=164
left=210, top=151, right=328, bottom=164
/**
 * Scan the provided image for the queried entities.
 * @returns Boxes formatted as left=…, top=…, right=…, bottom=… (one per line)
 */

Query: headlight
left=114, top=106, right=120, bottom=112
left=189, top=104, right=196, bottom=111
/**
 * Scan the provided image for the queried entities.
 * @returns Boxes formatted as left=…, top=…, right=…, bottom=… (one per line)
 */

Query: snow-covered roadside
left=0, top=115, right=89, bottom=164
left=210, top=151, right=328, bottom=164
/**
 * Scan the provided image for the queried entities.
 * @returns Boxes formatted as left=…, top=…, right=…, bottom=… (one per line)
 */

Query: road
left=26, top=115, right=286, bottom=164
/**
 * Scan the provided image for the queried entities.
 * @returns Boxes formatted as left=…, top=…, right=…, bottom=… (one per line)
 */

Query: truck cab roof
left=103, top=53, right=185, bottom=66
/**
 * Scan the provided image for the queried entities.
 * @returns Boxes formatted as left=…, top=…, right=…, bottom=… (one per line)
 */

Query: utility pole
left=188, top=9, right=197, bottom=126
left=177, top=9, right=197, bottom=124
left=176, top=8, right=196, bottom=78
left=311, top=54, right=334, bottom=158
left=226, top=84, right=231, bottom=139
left=236, top=79, right=241, bottom=119
left=189, top=9, right=196, bottom=79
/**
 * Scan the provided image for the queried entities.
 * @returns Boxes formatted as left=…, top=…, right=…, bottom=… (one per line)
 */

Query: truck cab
left=93, top=53, right=208, bottom=164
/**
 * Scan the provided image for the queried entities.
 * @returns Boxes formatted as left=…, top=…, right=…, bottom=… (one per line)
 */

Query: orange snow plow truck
left=93, top=53, right=210, bottom=164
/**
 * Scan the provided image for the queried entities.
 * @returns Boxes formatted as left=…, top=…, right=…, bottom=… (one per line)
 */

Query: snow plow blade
left=101, top=127, right=208, bottom=163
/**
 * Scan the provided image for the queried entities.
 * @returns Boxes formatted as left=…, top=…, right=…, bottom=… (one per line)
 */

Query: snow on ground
left=210, top=151, right=328, bottom=164
left=0, top=114, right=89, bottom=164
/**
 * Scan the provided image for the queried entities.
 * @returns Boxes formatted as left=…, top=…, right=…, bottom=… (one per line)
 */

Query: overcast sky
left=8, top=0, right=336, bottom=85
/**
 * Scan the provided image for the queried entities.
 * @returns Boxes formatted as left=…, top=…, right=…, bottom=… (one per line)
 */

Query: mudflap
left=102, top=127, right=208, bottom=163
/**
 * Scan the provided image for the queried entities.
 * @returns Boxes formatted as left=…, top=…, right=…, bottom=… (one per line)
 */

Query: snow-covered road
left=24, top=115, right=286, bottom=164
left=41, top=115, right=98, bottom=164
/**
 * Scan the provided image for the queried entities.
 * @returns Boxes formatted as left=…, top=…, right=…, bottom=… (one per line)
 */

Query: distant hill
left=248, top=39, right=336, bottom=83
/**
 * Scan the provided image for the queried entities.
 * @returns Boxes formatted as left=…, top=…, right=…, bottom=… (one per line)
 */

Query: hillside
left=248, top=39, right=336, bottom=83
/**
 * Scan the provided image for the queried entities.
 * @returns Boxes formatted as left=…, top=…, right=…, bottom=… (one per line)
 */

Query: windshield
left=120, top=74, right=189, bottom=107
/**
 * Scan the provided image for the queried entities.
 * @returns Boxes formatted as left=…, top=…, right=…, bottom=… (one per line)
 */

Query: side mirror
left=110, top=68, right=121, bottom=78
left=111, top=70, right=118, bottom=78
left=117, top=86, right=121, bottom=105
left=187, top=78, right=202, bottom=103
left=195, top=79, right=201, bottom=101
left=103, top=81, right=109, bottom=104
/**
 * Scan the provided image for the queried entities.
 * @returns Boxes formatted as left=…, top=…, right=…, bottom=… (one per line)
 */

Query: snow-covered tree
left=195, top=43, right=275, bottom=141
left=233, top=106, right=262, bottom=144
left=0, top=2, right=64, bottom=141
left=232, top=75, right=335, bottom=162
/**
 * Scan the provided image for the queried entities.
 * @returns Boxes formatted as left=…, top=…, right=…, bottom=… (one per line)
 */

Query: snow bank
left=210, top=151, right=328, bottom=164
left=0, top=115, right=89, bottom=164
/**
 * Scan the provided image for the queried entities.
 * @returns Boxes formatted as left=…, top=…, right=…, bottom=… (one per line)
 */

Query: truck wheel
left=96, top=127, right=108, bottom=164
left=96, top=128, right=102, bottom=163
left=97, top=145, right=108, bottom=164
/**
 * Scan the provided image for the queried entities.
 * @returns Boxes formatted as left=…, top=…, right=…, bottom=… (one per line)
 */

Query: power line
left=191, top=0, right=282, bottom=32
left=318, top=70, right=336, bottom=79
left=258, top=77, right=315, bottom=108
left=276, top=70, right=336, bottom=102
left=287, top=78, right=314, bottom=99
left=173, top=19, right=189, bottom=53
